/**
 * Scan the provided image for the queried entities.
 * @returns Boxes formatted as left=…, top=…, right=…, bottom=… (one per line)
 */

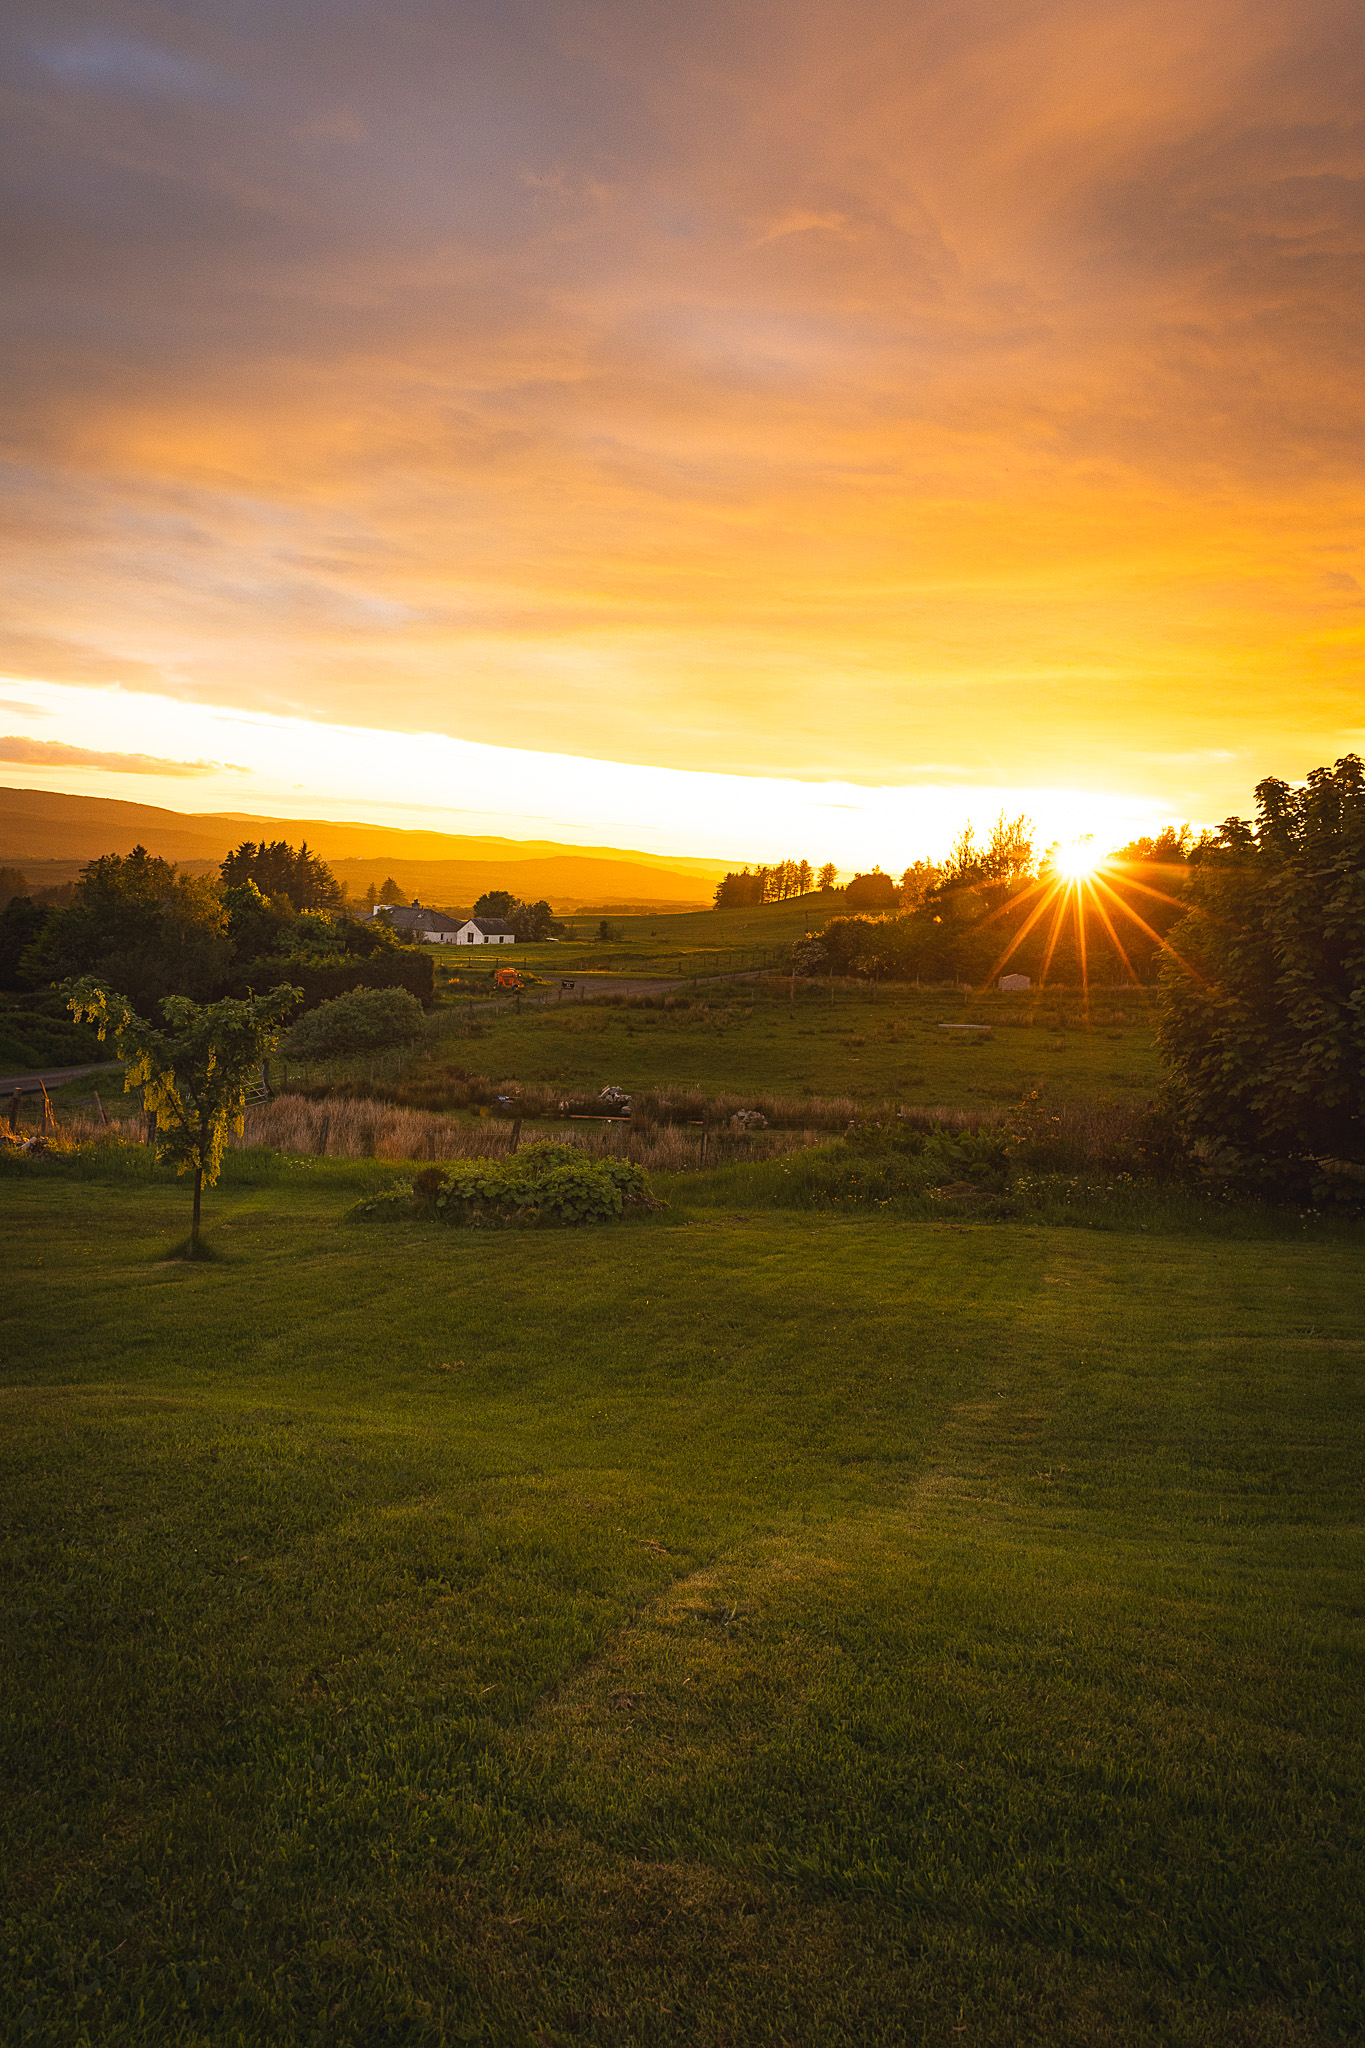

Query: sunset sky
left=1, top=0, right=1361, bottom=865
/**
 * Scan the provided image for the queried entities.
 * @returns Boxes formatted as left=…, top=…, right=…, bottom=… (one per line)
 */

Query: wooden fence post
left=42, top=1084, right=55, bottom=1133
left=93, top=1090, right=108, bottom=1126
left=317, top=1114, right=330, bottom=1157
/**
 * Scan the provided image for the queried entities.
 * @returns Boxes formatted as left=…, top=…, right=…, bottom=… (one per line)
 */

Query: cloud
left=0, top=736, right=242, bottom=776
left=0, top=0, right=1360, bottom=821
left=32, top=32, right=228, bottom=102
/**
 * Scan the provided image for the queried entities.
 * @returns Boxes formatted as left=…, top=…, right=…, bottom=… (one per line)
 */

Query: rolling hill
left=0, top=787, right=727, bottom=910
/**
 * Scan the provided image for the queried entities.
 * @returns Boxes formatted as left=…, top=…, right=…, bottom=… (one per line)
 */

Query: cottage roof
left=380, top=903, right=463, bottom=935
left=467, top=916, right=512, bottom=934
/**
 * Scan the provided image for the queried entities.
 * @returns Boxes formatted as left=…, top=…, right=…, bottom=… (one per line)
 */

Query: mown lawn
left=413, top=978, right=1161, bottom=1110
left=2, top=1150, right=1361, bottom=2045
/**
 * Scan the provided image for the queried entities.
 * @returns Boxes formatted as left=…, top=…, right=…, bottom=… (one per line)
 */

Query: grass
left=408, top=976, right=1161, bottom=1112
left=431, top=894, right=842, bottom=982
left=2, top=1145, right=1362, bottom=2044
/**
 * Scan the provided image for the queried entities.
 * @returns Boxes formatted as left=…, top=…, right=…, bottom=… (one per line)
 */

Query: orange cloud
left=0, top=0, right=1360, bottom=827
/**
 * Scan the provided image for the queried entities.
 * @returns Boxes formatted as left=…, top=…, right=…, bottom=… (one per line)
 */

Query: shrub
left=234, top=950, right=435, bottom=1011
left=845, top=1115, right=1015, bottom=1190
left=354, top=1140, right=659, bottom=1228
left=282, top=985, right=426, bottom=1059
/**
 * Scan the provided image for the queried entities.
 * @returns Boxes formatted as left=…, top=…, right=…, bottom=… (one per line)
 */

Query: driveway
left=0, top=1063, right=123, bottom=1095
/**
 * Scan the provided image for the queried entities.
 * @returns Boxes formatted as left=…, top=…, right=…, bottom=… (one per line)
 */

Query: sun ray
left=1037, top=878, right=1074, bottom=992
left=1090, top=872, right=1209, bottom=988
left=976, top=879, right=1064, bottom=989
left=1074, top=879, right=1090, bottom=1015
left=1084, top=877, right=1146, bottom=993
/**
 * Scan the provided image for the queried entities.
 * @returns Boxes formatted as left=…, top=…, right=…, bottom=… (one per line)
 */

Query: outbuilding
left=452, top=917, right=516, bottom=946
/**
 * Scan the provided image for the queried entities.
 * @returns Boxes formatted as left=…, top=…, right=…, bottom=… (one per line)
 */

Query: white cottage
left=452, top=917, right=516, bottom=946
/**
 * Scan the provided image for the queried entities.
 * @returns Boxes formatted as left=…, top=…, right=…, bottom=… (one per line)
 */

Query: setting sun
left=1054, top=841, right=1102, bottom=883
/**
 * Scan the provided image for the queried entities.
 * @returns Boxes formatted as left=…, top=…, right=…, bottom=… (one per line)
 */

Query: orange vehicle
left=494, top=965, right=523, bottom=991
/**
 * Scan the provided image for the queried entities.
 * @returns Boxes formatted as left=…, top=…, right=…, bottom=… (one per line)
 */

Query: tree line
left=794, top=814, right=1208, bottom=987
left=0, top=840, right=435, bottom=1017
left=714, top=860, right=834, bottom=906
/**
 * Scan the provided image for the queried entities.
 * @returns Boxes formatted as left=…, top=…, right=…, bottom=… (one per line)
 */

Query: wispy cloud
left=0, top=736, right=242, bottom=777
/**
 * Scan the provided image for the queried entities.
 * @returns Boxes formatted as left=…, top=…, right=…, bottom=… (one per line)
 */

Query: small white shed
left=453, top=918, right=516, bottom=946
left=999, top=973, right=1031, bottom=991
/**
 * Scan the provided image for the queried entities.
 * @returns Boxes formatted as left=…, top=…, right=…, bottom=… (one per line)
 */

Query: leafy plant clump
left=281, top=984, right=426, bottom=1059
left=353, top=1140, right=661, bottom=1228
left=844, top=1114, right=1015, bottom=1190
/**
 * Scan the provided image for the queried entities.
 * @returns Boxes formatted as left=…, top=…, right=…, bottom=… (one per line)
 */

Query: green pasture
left=3, top=1146, right=1362, bottom=2045
left=426, top=893, right=841, bottom=983
left=413, top=977, right=1161, bottom=1110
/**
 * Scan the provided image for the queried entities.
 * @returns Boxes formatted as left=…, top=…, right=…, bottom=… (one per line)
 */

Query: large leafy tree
left=1157, top=756, right=1365, bottom=1204
left=68, top=979, right=302, bottom=1252
left=19, top=847, right=230, bottom=1011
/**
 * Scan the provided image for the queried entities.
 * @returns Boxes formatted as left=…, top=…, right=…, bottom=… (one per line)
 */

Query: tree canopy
left=16, top=847, right=231, bottom=1012
left=1157, top=756, right=1365, bottom=1205
left=219, top=840, right=344, bottom=912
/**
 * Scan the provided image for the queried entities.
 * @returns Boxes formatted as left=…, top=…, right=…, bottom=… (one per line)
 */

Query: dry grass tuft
left=234, top=1094, right=832, bottom=1171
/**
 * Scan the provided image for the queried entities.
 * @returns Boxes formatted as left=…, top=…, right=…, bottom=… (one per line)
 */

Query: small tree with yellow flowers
left=68, top=977, right=302, bottom=1254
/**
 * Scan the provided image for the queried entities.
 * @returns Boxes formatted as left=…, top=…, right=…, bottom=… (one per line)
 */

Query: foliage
left=356, top=1140, right=658, bottom=1228
left=67, top=977, right=301, bottom=1246
left=897, top=860, right=940, bottom=910
left=0, top=865, right=29, bottom=910
left=1157, top=756, right=1365, bottom=1205
left=0, top=896, right=52, bottom=991
left=511, top=897, right=565, bottom=941
left=237, top=949, right=435, bottom=1012
left=472, top=889, right=564, bottom=940
left=940, top=811, right=1035, bottom=887
left=282, top=985, right=426, bottom=1059
left=0, top=991, right=112, bottom=1072
left=844, top=1114, right=1015, bottom=1188
left=219, top=839, right=344, bottom=912
left=843, top=870, right=899, bottom=911
left=17, top=847, right=232, bottom=1012
left=1112, top=824, right=1196, bottom=863
left=714, top=860, right=818, bottom=907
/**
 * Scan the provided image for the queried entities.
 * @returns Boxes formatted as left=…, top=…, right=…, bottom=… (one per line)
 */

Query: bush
left=282, top=986, right=426, bottom=1060
left=233, top=950, right=436, bottom=1011
left=354, top=1140, right=659, bottom=1228
left=845, top=1115, right=1015, bottom=1189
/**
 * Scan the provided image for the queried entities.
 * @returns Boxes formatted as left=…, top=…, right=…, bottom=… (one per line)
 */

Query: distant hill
left=0, top=786, right=725, bottom=910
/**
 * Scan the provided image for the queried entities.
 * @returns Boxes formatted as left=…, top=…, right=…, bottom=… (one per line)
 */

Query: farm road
left=0, top=1062, right=123, bottom=1094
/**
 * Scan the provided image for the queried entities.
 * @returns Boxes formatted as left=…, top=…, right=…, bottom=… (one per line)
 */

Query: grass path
left=2, top=1161, right=1362, bottom=2043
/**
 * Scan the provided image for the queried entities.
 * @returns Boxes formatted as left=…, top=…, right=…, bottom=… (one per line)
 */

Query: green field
left=429, top=893, right=842, bottom=983
left=412, top=977, right=1161, bottom=1111
left=3, top=1147, right=1362, bottom=2046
